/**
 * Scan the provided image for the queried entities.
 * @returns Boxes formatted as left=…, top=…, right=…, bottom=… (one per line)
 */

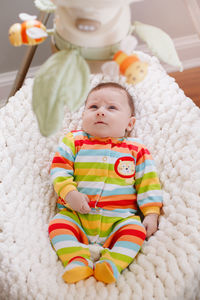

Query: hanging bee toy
left=9, top=13, right=48, bottom=46
left=101, top=36, right=149, bottom=85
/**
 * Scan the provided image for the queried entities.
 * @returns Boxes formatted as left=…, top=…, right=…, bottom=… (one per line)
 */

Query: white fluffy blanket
left=0, top=52, right=200, bottom=300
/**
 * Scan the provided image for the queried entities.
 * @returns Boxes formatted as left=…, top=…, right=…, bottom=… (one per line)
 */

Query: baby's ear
left=127, top=117, right=136, bottom=131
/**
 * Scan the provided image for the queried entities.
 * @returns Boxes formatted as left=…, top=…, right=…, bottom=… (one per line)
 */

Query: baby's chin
left=82, top=125, right=125, bottom=138
left=83, top=129, right=123, bottom=139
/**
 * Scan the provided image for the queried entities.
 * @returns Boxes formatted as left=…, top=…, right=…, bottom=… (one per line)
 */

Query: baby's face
left=82, top=87, right=135, bottom=138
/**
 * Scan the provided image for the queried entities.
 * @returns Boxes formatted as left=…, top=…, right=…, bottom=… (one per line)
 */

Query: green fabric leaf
left=133, top=21, right=183, bottom=70
left=32, top=50, right=90, bottom=137
left=34, top=0, right=56, bottom=12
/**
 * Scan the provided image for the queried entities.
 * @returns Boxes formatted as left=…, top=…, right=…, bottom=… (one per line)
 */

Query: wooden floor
left=169, top=66, right=200, bottom=108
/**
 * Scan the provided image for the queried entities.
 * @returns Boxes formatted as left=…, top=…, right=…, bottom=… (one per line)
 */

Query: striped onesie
left=49, top=130, right=163, bottom=283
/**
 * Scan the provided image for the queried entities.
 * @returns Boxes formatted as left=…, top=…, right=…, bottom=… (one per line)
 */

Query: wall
left=0, top=0, right=200, bottom=98
left=131, top=0, right=200, bottom=70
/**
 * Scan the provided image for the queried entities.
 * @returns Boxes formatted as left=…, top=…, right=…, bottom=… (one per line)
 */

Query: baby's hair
left=86, top=82, right=135, bottom=116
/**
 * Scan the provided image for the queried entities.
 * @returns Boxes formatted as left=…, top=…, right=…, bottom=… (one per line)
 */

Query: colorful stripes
left=51, top=130, right=162, bottom=216
left=49, top=209, right=146, bottom=279
left=49, top=130, right=162, bottom=282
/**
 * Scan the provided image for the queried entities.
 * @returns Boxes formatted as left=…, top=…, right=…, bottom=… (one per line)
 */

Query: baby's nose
left=96, top=107, right=105, bottom=116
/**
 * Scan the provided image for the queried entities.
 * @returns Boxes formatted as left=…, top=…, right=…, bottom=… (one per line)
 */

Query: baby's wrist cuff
left=60, top=185, right=77, bottom=200
left=141, top=206, right=160, bottom=216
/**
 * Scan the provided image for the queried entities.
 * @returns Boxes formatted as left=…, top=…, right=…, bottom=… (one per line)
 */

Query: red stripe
left=89, top=200, right=137, bottom=208
left=75, top=139, right=138, bottom=151
left=71, top=130, right=82, bottom=133
left=109, top=228, right=146, bottom=249
left=137, top=148, right=150, bottom=160
left=48, top=223, right=80, bottom=240
left=68, top=256, right=87, bottom=264
left=52, top=156, right=67, bottom=164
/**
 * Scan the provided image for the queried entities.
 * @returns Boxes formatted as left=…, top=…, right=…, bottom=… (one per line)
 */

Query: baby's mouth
left=95, top=121, right=107, bottom=125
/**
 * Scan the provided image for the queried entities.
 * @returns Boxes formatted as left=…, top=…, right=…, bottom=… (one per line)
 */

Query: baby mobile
left=9, top=0, right=182, bottom=137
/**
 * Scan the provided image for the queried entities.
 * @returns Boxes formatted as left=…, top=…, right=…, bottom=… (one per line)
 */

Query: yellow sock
left=94, top=261, right=116, bottom=284
left=62, top=265, right=93, bottom=283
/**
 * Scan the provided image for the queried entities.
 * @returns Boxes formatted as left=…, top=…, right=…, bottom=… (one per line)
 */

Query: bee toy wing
left=26, top=27, right=48, bottom=39
left=19, top=13, right=37, bottom=21
left=101, top=61, right=120, bottom=78
left=120, top=35, right=138, bottom=55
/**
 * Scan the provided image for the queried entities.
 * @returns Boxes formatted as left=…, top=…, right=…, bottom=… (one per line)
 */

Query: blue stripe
left=69, top=261, right=87, bottom=267
left=101, top=187, right=135, bottom=197
left=77, top=187, right=135, bottom=196
left=51, top=235, right=77, bottom=244
left=73, top=131, right=88, bottom=138
left=97, top=259, right=119, bottom=280
left=127, top=137, right=143, bottom=144
left=50, top=167, right=74, bottom=177
left=77, top=149, right=134, bottom=160
left=113, top=241, right=141, bottom=253
left=57, top=203, right=65, bottom=209
left=135, top=159, right=155, bottom=172
left=138, top=195, right=163, bottom=206
left=102, top=208, right=137, bottom=214
left=57, top=146, right=74, bottom=161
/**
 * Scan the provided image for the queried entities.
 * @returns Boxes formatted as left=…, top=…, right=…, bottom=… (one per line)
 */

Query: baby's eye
left=108, top=105, right=117, bottom=110
left=89, top=105, right=98, bottom=109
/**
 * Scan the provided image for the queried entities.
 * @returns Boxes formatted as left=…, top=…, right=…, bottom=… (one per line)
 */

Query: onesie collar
left=87, top=133, right=125, bottom=143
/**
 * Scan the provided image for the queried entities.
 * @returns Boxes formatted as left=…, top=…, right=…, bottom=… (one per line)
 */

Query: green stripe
left=62, top=135, right=75, bottom=156
left=78, top=213, right=101, bottom=222
left=60, top=209, right=81, bottom=225
left=135, top=172, right=157, bottom=185
left=84, top=227, right=112, bottom=238
left=57, top=246, right=90, bottom=256
left=84, top=227, right=99, bottom=236
left=74, top=162, right=114, bottom=170
left=101, top=249, right=133, bottom=263
left=75, top=175, right=134, bottom=186
left=79, top=213, right=120, bottom=224
left=54, top=176, right=72, bottom=184
left=136, top=184, right=161, bottom=194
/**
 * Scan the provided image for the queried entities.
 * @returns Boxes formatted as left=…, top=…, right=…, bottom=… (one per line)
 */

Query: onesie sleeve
left=50, top=132, right=77, bottom=200
left=135, top=145, right=163, bottom=216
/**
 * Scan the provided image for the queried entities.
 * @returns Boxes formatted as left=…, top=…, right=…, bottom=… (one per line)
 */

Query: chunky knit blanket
left=0, top=52, right=200, bottom=300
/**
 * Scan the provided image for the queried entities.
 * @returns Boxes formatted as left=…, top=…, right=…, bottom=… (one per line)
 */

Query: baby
left=49, top=82, right=163, bottom=284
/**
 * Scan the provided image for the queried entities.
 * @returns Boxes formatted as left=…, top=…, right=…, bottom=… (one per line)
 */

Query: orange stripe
left=50, top=218, right=78, bottom=228
left=114, top=51, right=127, bottom=65
left=120, top=55, right=139, bottom=74
left=21, top=22, right=28, bottom=44
left=60, top=249, right=90, bottom=264
left=49, top=228, right=89, bottom=244
left=104, top=234, right=144, bottom=248
left=87, top=194, right=137, bottom=202
left=49, top=228, right=73, bottom=239
left=140, top=202, right=162, bottom=208
left=137, top=153, right=152, bottom=165
left=51, top=161, right=73, bottom=169
left=113, top=50, right=124, bottom=61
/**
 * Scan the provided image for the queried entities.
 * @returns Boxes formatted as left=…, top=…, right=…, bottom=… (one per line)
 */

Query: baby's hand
left=65, top=191, right=91, bottom=214
left=142, top=213, right=159, bottom=239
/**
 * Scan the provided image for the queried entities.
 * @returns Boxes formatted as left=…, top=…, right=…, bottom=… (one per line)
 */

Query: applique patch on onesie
left=114, top=157, right=135, bottom=183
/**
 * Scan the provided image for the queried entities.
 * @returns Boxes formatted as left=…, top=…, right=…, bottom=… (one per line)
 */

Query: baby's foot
left=63, top=257, right=93, bottom=283
left=94, top=260, right=117, bottom=284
